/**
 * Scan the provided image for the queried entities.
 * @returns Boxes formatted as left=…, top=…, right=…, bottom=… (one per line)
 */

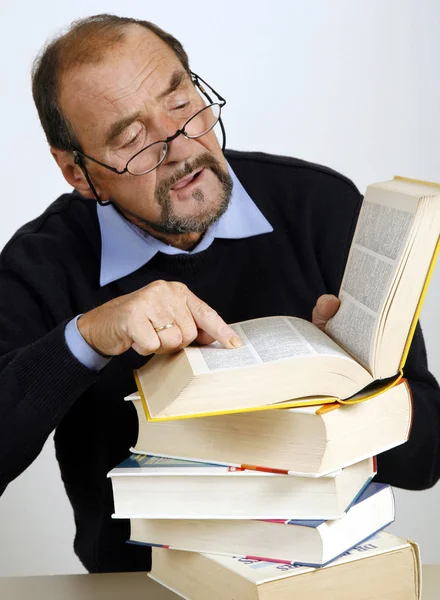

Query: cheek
left=99, top=168, right=162, bottom=216
left=198, top=128, right=224, bottom=159
left=120, top=172, right=159, bottom=209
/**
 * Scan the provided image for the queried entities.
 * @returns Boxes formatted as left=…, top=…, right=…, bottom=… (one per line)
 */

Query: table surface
left=0, top=565, right=438, bottom=600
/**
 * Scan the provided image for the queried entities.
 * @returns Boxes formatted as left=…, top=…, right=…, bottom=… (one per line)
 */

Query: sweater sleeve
left=0, top=269, right=100, bottom=492
left=375, top=323, right=440, bottom=490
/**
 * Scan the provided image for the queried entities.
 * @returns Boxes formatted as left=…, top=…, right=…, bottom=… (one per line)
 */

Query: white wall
left=0, top=0, right=439, bottom=575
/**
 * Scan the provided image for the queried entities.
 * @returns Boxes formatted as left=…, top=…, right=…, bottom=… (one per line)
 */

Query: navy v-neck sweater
left=0, top=150, right=439, bottom=572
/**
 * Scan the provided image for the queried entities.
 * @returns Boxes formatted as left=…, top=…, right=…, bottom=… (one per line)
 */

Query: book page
left=326, top=188, right=417, bottom=371
left=197, top=316, right=354, bottom=372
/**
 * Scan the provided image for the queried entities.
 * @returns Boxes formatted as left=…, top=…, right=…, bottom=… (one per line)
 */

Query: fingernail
left=230, top=335, right=243, bottom=348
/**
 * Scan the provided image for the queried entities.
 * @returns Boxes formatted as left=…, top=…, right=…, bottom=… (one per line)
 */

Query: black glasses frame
left=72, top=72, right=227, bottom=206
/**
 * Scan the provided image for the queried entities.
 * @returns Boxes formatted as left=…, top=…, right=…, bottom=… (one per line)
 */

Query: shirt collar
left=97, top=163, right=273, bottom=286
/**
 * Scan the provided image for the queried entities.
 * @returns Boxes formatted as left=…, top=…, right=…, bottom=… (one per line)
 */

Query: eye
left=173, top=102, right=189, bottom=111
left=121, top=130, right=143, bottom=149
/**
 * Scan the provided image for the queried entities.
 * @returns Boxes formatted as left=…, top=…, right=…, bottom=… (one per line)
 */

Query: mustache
left=155, top=153, right=229, bottom=200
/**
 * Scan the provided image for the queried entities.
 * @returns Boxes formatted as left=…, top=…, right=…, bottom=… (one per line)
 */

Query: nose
left=160, top=121, right=196, bottom=167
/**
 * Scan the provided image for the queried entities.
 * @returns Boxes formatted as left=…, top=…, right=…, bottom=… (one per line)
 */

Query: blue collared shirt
left=65, top=164, right=273, bottom=370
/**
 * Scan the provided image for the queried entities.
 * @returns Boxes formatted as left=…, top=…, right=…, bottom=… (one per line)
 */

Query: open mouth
left=171, top=168, right=204, bottom=191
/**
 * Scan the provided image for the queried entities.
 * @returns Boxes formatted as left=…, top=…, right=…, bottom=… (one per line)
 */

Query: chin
left=156, top=196, right=227, bottom=236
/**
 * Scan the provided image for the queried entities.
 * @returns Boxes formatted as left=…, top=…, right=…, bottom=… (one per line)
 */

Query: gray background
left=0, top=0, right=439, bottom=575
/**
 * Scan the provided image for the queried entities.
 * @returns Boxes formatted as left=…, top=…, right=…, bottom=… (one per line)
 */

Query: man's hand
left=78, top=280, right=241, bottom=357
left=312, top=294, right=340, bottom=331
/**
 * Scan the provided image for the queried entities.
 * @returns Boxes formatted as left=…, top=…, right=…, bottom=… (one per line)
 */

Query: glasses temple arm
left=73, top=151, right=111, bottom=206
left=191, top=72, right=227, bottom=151
left=191, top=71, right=226, bottom=105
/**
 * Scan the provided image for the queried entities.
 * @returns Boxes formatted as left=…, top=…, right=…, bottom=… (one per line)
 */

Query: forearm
left=0, top=321, right=99, bottom=489
left=376, top=323, right=440, bottom=490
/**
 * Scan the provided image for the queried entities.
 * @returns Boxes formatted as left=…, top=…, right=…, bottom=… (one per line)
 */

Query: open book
left=134, top=176, right=440, bottom=420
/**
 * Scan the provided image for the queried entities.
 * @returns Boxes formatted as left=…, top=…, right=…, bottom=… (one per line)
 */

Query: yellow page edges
left=393, top=177, right=440, bottom=367
left=399, top=234, right=440, bottom=371
left=336, top=370, right=403, bottom=406
left=133, top=369, right=338, bottom=422
left=133, top=370, right=404, bottom=421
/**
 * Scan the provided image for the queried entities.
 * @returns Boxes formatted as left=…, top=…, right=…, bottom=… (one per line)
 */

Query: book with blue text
left=149, top=530, right=421, bottom=600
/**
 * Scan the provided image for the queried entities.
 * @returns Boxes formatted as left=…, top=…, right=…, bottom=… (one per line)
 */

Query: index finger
left=186, top=291, right=242, bottom=349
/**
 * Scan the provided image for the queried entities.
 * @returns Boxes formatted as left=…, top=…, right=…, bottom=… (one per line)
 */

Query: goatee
left=138, top=153, right=233, bottom=235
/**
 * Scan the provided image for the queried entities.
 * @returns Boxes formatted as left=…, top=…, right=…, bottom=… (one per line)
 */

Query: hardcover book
left=129, top=482, right=394, bottom=567
left=149, top=531, right=421, bottom=600
left=134, top=176, right=440, bottom=421
left=128, top=378, right=411, bottom=476
left=109, top=454, right=375, bottom=520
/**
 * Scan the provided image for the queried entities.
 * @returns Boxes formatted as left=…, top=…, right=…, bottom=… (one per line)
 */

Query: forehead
left=59, top=26, right=185, bottom=139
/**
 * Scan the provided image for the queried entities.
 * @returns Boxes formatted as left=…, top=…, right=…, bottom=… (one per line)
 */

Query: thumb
left=312, top=294, right=340, bottom=330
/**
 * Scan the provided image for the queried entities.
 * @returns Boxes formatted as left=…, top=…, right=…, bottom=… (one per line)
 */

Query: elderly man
left=0, top=13, right=439, bottom=573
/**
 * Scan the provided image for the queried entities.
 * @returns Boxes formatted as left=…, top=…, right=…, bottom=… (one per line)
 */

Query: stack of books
left=109, top=176, right=440, bottom=599
left=111, top=384, right=407, bottom=567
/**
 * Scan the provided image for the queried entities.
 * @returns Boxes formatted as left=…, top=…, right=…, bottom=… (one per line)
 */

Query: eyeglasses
left=72, top=72, right=226, bottom=179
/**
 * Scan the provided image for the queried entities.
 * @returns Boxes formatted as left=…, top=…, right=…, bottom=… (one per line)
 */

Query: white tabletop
left=0, top=565, right=437, bottom=599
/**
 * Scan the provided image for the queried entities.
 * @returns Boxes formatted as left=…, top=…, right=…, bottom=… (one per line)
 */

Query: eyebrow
left=104, top=112, right=142, bottom=147
left=157, top=69, right=187, bottom=100
left=103, top=70, right=187, bottom=147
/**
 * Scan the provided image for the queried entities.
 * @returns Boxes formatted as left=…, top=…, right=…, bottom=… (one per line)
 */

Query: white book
left=150, top=531, right=421, bottom=600
left=129, top=482, right=394, bottom=567
left=109, top=454, right=375, bottom=520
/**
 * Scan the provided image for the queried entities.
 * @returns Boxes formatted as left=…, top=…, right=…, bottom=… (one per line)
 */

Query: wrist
left=77, top=312, right=109, bottom=357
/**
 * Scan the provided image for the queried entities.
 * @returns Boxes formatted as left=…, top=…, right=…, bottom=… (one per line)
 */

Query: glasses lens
left=127, top=141, right=167, bottom=175
left=184, top=104, right=221, bottom=139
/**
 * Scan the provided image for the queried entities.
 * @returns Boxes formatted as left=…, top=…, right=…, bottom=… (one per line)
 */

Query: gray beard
left=136, top=153, right=233, bottom=235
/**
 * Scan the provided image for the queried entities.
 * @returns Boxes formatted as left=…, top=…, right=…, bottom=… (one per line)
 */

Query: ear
left=50, top=148, right=109, bottom=201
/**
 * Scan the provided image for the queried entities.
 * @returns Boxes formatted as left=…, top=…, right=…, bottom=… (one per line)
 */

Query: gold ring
left=154, top=322, right=176, bottom=333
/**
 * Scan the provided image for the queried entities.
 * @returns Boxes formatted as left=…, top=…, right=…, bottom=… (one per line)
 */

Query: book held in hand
left=129, top=482, right=394, bottom=567
left=134, top=176, right=440, bottom=420
left=149, top=531, right=421, bottom=600
left=128, top=378, right=411, bottom=476
left=108, top=454, right=375, bottom=520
